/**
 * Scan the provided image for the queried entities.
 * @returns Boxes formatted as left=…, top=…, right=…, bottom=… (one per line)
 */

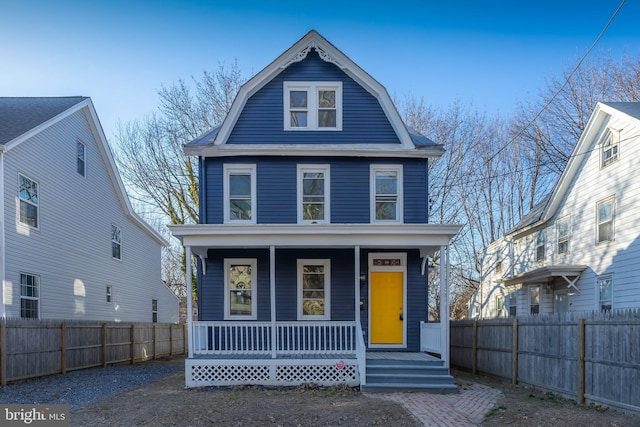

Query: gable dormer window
left=284, top=82, right=342, bottom=130
left=601, top=129, right=619, bottom=168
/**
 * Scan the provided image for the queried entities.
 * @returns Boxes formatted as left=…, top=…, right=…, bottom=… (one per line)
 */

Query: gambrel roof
left=0, top=97, right=167, bottom=246
left=185, top=30, right=443, bottom=159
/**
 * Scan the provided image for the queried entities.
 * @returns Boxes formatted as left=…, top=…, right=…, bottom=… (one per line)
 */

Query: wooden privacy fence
left=451, top=310, right=640, bottom=413
left=0, top=318, right=187, bottom=385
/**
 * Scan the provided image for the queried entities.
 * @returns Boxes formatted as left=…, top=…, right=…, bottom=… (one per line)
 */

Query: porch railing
left=192, top=321, right=357, bottom=356
left=420, top=321, right=442, bottom=354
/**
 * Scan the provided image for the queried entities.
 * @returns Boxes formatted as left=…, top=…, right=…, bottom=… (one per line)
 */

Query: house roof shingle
left=0, top=97, right=88, bottom=145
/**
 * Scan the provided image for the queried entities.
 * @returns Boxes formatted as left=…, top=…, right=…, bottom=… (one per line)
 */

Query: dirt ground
left=71, top=357, right=640, bottom=426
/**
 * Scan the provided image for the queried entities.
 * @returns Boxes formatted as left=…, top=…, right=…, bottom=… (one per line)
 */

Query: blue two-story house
left=170, top=30, right=460, bottom=390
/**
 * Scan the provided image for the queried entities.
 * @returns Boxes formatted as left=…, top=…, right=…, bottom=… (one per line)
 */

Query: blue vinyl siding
left=227, top=50, right=400, bottom=145
left=200, top=248, right=355, bottom=322
left=201, top=157, right=428, bottom=224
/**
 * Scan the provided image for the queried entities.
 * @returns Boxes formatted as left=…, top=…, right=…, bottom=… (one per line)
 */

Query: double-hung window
left=536, top=230, right=546, bottom=262
left=152, top=299, right=158, bottom=323
left=529, top=286, right=540, bottom=315
left=77, top=140, right=86, bottom=176
left=18, top=174, right=39, bottom=228
left=20, top=273, right=40, bottom=319
left=284, top=82, right=342, bottom=130
left=112, top=224, right=122, bottom=259
left=297, top=259, right=330, bottom=320
left=298, top=165, right=329, bottom=223
left=224, top=259, right=257, bottom=320
left=598, top=275, right=612, bottom=311
left=495, top=248, right=503, bottom=274
left=371, top=165, right=403, bottom=223
left=224, top=164, right=256, bottom=223
left=601, top=129, right=619, bottom=168
left=557, top=216, right=570, bottom=255
left=596, top=196, right=614, bottom=243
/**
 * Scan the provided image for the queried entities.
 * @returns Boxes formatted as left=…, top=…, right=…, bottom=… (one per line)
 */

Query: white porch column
left=439, top=245, right=450, bottom=369
left=354, top=246, right=360, bottom=321
left=270, top=246, right=277, bottom=359
left=185, top=245, right=194, bottom=358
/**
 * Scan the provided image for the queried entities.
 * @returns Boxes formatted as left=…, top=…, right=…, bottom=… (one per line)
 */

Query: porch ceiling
left=500, top=265, right=587, bottom=287
left=168, top=223, right=461, bottom=258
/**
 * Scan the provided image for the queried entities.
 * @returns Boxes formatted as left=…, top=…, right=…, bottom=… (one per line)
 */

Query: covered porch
left=169, top=223, right=460, bottom=388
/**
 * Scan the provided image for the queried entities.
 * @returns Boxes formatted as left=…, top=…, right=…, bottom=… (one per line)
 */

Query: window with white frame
left=284, top=82, right=342, bottom=130
left=557, top=216, right=570, bottom=255
left=111, top=224, right=121, bottom=259
left=297, top=259, right=330, bottom=320
left=598, top=275, right=612, bottom=311
left=224, top=164, right=256, bottom=223
left=536, top=230, right=546, bottom=262
left=596, top=196, right=614, bottom=243
left=298, top=165, right=329, bottom=223
left=77, top=140, right=86, bottom=176
left=152, top=299, right=158, bottom=323
left=371, top=165, right=403, bottom=222
left=495, top=247, right=503, bottom=274
left=601, top=129, right=619, bottom=168
left=530, top=286, right=540, bottom=315
left=224, top=259, right=257, bottom=319
left=18, top=174, right=39, bottom=228
left=507, top=290, right=517, bottom=317
left=20, top=273, right=39, bottom=319
left=106, top=286, right=112, bottom=304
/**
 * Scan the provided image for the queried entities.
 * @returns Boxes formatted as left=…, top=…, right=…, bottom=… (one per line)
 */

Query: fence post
left=169, top=325, right=173, bottom=357
left=578, top=318, right=586, bottom=405
left=60, top=323, right=66, bottom=375
left=130, top=324, right=135, bottom=364
left=153, top=324, right=157, bottom=360
left=472, top=320, right=478, bottom=375
left=102, top=324, right=107, bottom=368
left=0, top=320, right=6, bottom=386
left=512, top=317, right=518, bottom=385
left=183, top=323, right=188, bottom=355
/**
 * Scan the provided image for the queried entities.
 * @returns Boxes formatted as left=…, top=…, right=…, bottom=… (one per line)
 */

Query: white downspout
left=185, top=245, right=193, bottom=358
left=0, top=150, right=5, bottom=318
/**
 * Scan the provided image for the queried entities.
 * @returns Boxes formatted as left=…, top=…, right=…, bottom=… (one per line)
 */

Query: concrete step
left=366, top=365, right=450, bottom=376
left=366, top=373, right=455, bottom=386
left=361, top=382, right=458, bottom=393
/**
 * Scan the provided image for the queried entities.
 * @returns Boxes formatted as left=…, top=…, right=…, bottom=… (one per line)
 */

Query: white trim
left=367, top=252, right=407, bottom=349
left=223, top=164, right=257, bottom=224
left=224, top=258, right=258, bottom=320
left=284, top=82, right=342, bottom=131
left=17, top=172, right=40, bottom=230
left=600, top=128, right=619, bottom=169
left=297, top=259, right=331, bottom=320
left=596, top=195, right=615, bottom=244
left=186, top=245, right=194, bottom=358
left=0, top=152, right=5, bottom=317
left=297, top=164, right=330, bottom=224
left=370, top=165, right=403, bottom=224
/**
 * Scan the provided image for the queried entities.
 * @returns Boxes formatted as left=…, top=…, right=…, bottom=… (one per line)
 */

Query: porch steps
left=362, top=356, right=457, bottom=392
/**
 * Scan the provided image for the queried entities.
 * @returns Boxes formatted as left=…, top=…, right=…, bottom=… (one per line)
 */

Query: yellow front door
left=370, top=271, right=404, bottom=345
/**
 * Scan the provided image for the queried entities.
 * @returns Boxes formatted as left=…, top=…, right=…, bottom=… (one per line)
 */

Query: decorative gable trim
left=190, top=30, right=421, bottom=154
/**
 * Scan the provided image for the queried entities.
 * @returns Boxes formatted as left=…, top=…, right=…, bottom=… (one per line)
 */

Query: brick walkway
left=367, top=382, right=502, bottom=426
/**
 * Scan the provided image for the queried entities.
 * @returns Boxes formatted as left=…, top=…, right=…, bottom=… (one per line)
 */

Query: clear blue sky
left=2, top=0, right=639, bottom=139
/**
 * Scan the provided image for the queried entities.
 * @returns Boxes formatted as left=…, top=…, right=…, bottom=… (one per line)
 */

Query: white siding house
left=471, top=102, right=640, bottom=318
left=0, top=97, right=179, bottom=322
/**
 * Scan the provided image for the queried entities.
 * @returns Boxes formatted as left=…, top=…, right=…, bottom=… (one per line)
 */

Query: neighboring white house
left=471, top=102, right=640, bottom=318
left=0, top=97, right=179, bottom=322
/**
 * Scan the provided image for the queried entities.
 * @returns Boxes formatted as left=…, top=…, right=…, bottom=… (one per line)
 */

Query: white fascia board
left=82, top=100, right=169, bottom=247
left=185, top=143, right=444, bottom=159
left=210, top=30, right=416, bottom=149
left=168, top=223, right=461, bottom=251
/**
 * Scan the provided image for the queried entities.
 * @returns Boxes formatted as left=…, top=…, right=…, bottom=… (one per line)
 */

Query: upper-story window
left=495, top=247, right=503, bottom=274
left=77, top=140, right=86, bottom=176
left=371, top=165, right=403, bottom=223
left=596, top=196, right=614, bottom=243
left=112, top=224, right=122, bottom=259
left=601, top=129, right=619, bottom=168
left=536, top=230, right=546, bottom=262
left=297, top=165, right=329, bottom=223
left=224, top=164, right=256, bottom=223
left=18, top=174, right=39, bottom=228
left=284, top=82, right=342, bottom=130
left=557, top=216, right=570, bottom=255
left=224, top=258, right=257, bottom=320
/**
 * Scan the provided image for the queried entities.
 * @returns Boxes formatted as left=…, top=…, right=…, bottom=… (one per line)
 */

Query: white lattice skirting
left=186, top=358, right=360, bottom=387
